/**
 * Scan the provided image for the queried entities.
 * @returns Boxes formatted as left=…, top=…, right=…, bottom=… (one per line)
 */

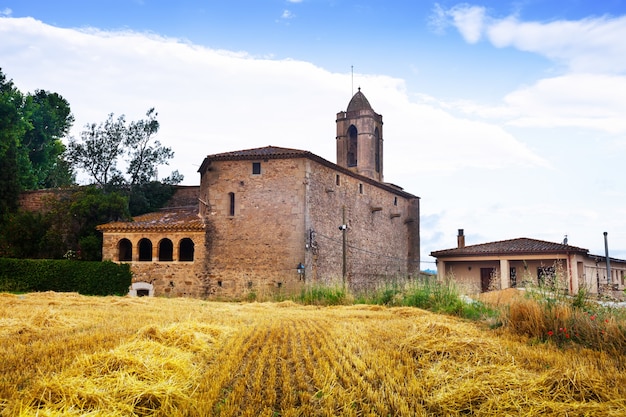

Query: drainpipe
left=604, top=232, right=611, bottom=287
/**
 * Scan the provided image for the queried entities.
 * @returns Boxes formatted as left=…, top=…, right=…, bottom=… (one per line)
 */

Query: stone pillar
left=500, top=259, right=510, bottom=290
left=437, top=260, right=446, bottom=281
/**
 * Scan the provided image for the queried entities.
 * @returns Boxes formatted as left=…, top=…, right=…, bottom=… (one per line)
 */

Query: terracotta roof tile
left=204, top=146, right=311, bottom=161
left=97, top=208, right=204, bottom=232
left=431, top=237, right=588, bottom=257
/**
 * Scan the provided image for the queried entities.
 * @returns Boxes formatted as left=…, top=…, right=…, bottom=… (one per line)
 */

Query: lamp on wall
left=297, top=263, right=305, bottom=280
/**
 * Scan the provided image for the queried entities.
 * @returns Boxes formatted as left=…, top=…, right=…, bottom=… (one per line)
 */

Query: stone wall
left=101, top=230, right=210, bottom=297
left=305, top=160, right=419, bottom=290
left=199, top=157, right=307, bottom=298
left=18, top=189, right=71, bottom=213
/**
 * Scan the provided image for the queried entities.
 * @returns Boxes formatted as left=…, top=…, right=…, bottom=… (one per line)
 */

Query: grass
left=2, top=291, right=626, bottom=416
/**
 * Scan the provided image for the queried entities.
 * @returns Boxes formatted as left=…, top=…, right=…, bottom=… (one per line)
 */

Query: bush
left=502, top=283, right=626, bottom=353
left=0, top=258, right=131, bottom=295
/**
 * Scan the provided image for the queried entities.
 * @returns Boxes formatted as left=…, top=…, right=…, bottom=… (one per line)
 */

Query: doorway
left=480, top=268, right=495, bottom=292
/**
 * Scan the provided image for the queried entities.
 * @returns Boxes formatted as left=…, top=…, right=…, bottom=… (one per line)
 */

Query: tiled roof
left=96, top=207, right=205, bottom=233
left=431, top=237, right=589, bottom=258
left=204, top=146, right=311, bottom=161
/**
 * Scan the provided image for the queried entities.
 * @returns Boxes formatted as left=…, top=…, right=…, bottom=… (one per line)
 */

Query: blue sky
left=2, top=0, right=626, bottom=269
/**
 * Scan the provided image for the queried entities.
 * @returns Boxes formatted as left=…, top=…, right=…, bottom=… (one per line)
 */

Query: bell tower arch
left=336, top=88, right=383, bottom=181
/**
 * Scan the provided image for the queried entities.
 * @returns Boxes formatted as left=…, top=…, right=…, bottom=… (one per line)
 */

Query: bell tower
left=336, top=88, right=383, bottom=182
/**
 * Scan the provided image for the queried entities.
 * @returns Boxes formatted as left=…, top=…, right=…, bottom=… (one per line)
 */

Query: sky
left=1, top=0, right=626, bottom=269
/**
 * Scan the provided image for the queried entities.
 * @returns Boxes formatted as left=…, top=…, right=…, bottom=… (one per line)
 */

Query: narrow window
left=359, top=183, right=363, bottom=194
left=347, top=125, right=357, bottom=167
left=229, top=192, right=235, bottom=216
left=118, top=238, right=132, bottom=261
left=179, top=238, right=195, bottom=261
left=138, top=238, right=152, bottom=262
left=374, top=127, right=381, bottom=173
left=252, top=162, right=261, bottom=175
left=393, top=197, right=398, bottom=206
left=158, top=238, right=173, bottom=261
left=336, top=174, right=340, bottom=186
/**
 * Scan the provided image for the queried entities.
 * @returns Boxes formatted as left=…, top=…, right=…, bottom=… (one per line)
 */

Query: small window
left=336, top=175, right=340, bottom=186
left=393, top=197, right=398, bottom=206
left=229, top=192, right=235, bottom=216
left=359, top=183, right=363, bottom=194
left=252, top=162, right=261, bottom=175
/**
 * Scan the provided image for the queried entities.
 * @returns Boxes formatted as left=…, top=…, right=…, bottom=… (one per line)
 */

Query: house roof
left=201, top=146, right=310, bottom=161
left=198, top=145, right=419, bottom=199
left=430, top=237, right=589, bottom=258
left=96, top=207, right=205, bottom=233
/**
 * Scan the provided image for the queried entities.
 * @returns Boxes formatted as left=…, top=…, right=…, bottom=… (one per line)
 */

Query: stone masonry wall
left=101, top=230, right=209, bottom=297
left=199, top=158, right=307, bottom=298
left=305, top=160, right=419, bottom=291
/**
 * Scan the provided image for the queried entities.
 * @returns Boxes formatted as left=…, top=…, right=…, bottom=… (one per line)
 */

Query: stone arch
left=158, top=238, right=173, bottom=262
left=138, top=238, right=152, bottom=262
left=179, top=238, right=195, bottom=262
left=118, top=238, right=132, bottom=262
left=130, top=281, right=154, bottom=297
left=347, top=125, right=357, bottom=167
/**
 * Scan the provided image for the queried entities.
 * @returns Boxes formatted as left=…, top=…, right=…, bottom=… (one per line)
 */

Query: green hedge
left=0, top=258, right=131, bottom=296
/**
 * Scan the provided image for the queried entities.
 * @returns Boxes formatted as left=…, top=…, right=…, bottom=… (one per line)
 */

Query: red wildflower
left=547, top=331, right=554, bottom=336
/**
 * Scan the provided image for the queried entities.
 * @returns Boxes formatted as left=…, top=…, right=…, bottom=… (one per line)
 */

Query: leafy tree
left=68, top=108, right=182, bottom=191
left=0, top=70, right=28, bottom=217
left=22, top=90, right=75, bottom=188
left=0, top=68, right=75, bottom=218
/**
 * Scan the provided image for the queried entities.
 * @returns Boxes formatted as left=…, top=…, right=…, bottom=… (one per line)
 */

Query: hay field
left=1, top=292, right=626, bottom=416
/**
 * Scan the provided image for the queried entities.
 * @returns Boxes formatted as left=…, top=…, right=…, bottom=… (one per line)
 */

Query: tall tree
left=0, top=69, right=28, bottom=217
left=22, top=90, right=75, bottom=188
left=67, top=108, right=182, bottom=190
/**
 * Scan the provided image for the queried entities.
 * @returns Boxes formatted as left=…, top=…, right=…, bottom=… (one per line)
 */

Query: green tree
left=22, top=90, right=75, bottom=188
left=0, top=70, right=28, bottom=217
left=68, top=108, right=182, bottom=191
left=0, top=69, right=75, bottom=217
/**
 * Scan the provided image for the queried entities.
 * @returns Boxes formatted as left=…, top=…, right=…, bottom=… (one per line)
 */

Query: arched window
left=347, top=125, right=357, bottom=167
left=158, top=238, right=173, bottom=261
left=374, top=127, right=381, bottom=173
left=138, top=238, right=152, bottom=262
left=118, top=238, right=132, bottom=262
left=229, top=192, right=235, bottom=216
left=179, top=238, right=195, bottom=262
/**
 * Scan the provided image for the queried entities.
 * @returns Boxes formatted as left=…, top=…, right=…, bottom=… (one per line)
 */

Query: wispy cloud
left=433, top=3, right=626, bottom=73
left=281, top=9, right=295, bottom=19
left=0, top=8, right=12, bottom=16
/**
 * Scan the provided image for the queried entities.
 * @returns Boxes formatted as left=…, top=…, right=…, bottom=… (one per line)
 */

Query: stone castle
left=97, top=90, right=421, bottom=297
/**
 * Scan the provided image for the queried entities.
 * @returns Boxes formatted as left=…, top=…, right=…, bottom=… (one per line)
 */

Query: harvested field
left=1, top=292, right=626, bottom=416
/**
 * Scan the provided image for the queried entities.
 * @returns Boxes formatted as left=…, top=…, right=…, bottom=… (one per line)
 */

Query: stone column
left=500, top=259, right=510, bottom=290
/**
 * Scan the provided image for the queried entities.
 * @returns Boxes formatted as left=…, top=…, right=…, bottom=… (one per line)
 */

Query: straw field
left=1, top=292, right=626, bottom=416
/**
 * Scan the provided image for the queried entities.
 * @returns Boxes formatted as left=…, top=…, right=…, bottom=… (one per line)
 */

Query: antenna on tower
left=351, top=65, right=354, bottom=96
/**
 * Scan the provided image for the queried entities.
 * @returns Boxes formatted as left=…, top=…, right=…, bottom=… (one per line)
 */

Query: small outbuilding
left=431, top=230, right=626, bottom=297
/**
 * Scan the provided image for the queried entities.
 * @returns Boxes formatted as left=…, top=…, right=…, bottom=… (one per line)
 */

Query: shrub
left=0, top=258, right=131, bottom=296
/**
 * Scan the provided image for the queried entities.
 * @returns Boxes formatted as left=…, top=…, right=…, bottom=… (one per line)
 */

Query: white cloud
left=503, top=74, right=626, bottom=133
left=438, top=4, right=626, bottom=74
left=0, top=8, right=11, bottom=16
left=281, top=9, right=295, bottom=19
left=0, top=16, right=546, bottom=187
left=430, top=3, right=486, bottom=43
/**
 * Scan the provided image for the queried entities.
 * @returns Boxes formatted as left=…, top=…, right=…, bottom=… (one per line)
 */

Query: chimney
left=457, top=229, right=465, bottom=248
